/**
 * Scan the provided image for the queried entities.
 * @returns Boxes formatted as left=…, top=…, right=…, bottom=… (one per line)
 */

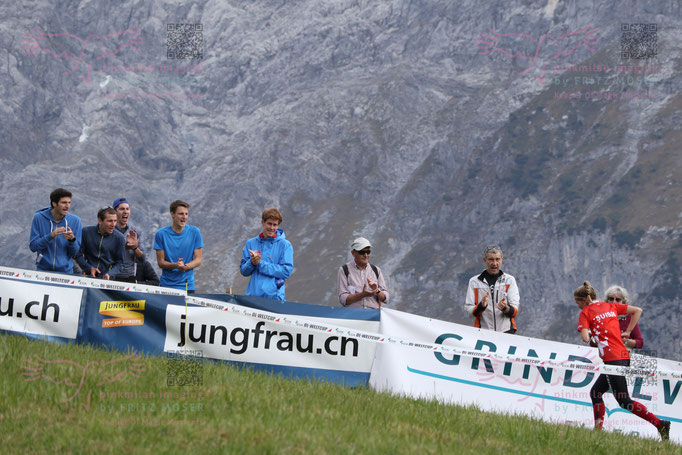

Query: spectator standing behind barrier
left=135, top=259, right=160, bottom=286
left=337, top=237, right=389, bottom=309
left=465, top=244, right=519, bottom=333
left=240, top=208, right=293, bottom=301
left=112, top=197, right=145, bottom=282
left=574, top=281, right=670, bottom=440
left=604, top=285, right=644, bottom=351
left=75, top=207, right=125, bottom=280
left=29, top=188, right=82, bottom=273
left=154, top=200, right=203, bottom=293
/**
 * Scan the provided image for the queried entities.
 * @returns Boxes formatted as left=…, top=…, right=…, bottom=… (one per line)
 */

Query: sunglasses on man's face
left=606, top=296, right=622, bottom=302
left=356, top=250, right=371, bottom=256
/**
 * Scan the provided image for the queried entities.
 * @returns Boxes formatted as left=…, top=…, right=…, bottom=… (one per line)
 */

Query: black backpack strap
left=370, top=264, right=379, bottom=279
left=345, top=263, right=380, bottom=280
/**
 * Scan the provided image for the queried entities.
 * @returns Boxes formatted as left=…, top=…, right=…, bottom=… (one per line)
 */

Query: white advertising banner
left=0, top=265, right=186, bottom=296
left=370, top=308, right=682, bottom=443
left=163, top=300, right=379, bottom=374
left=0, top=278, right=83, bottom=339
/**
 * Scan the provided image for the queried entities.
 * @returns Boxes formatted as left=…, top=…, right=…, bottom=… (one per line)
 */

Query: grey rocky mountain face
left=1, top=0, right=680, bottom=359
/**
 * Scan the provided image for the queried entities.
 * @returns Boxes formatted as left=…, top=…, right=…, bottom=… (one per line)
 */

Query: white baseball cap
left=351, top=237, right=372, bottom=251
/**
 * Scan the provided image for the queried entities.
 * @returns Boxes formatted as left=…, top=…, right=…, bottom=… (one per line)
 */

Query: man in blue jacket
left=240, top=208, right=294, bottom=301
left=29, top=188, right=82, bottom=273
left=75, top=207, right=126, bottom=280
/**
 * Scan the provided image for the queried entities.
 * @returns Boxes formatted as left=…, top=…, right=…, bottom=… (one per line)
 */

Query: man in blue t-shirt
left=154, top=200, right=203, bottom=292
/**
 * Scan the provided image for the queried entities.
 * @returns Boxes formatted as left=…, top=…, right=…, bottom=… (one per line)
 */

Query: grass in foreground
left=0, top=333, right=677, bottom=454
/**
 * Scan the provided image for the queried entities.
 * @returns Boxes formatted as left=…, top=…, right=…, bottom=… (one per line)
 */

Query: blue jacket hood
left=34, top=206, right=80, bottom=229
left=261, top=229, right=287, bottom=242
left=35, top=206, right=57, bottom=221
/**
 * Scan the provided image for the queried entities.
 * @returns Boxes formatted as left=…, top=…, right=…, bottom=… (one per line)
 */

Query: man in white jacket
left=464, top=245, right=520, bottom=333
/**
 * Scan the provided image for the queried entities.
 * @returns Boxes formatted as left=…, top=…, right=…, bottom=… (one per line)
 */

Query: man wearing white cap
left=337, top=237, right=389, bottom=309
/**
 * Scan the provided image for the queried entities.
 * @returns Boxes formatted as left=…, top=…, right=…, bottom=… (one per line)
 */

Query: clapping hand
left=126, top=230, right=138, bottom=249
left=249, top=249, right=261, bottom=266
left=497, top=297, right=508, bottom=311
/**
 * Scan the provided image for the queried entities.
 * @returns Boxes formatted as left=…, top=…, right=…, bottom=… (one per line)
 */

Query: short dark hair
left=261, top=208, right=283, bottom=223
left=170, top=200, right=190, bottom=213
left=50, top=188, right=72, bottom=207
left=97, top=207, right=117, bottom=221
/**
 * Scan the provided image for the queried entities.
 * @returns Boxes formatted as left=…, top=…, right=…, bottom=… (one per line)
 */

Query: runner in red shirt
left=574, top=281, right=670, bottom=440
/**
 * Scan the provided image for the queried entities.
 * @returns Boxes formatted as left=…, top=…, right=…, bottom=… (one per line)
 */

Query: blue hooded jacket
left=240, top=229, right=293, bottom=301
left=29, top=207, right=82, bottom=273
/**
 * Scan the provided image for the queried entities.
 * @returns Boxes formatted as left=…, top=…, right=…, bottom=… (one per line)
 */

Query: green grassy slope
left=0, top=334, right=677, bottom=454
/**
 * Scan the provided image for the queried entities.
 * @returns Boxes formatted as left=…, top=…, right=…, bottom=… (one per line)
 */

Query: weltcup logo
left=22, top=24, right=144, bottom=84
left=99, top=300, right=146, bottom=328
left=477, top=24, right=599, bottom=83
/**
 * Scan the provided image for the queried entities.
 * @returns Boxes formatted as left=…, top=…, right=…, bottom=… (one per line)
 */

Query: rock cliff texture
left=1, top=0, right=680, bottom=358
